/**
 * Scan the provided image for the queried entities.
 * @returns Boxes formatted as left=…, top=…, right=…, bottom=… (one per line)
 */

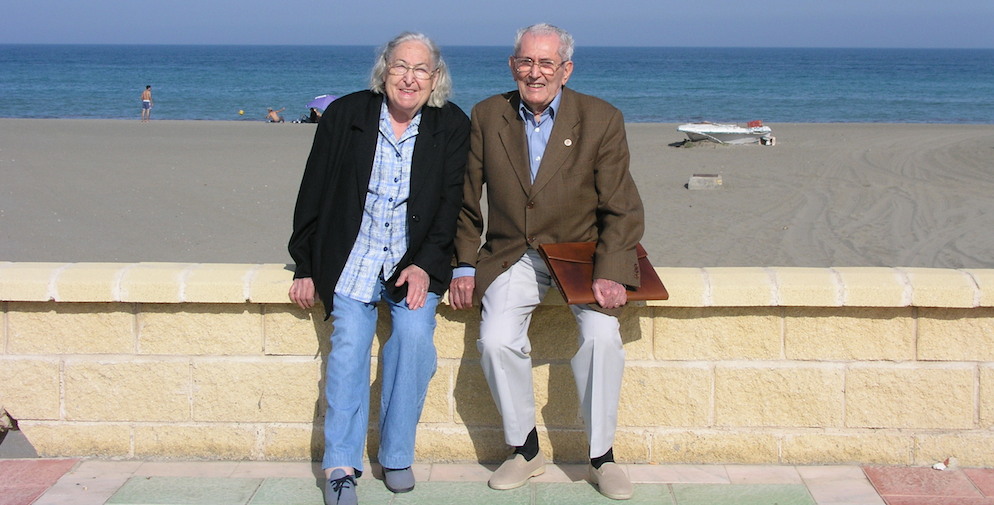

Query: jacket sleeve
left=592, top=107, right=645, bottom=286
left=288, top=113, right=337, bottom=279
left=452, top=103, right=487, bottom=268
left=410, top=105, right=471, bottom=284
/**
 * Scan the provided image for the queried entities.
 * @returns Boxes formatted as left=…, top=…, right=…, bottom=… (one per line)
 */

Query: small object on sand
left=689, top=174, right=722, bottom=190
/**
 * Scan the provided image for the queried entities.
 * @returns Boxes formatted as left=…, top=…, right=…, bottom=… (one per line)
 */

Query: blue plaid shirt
left=335, top=101, right=420, bottom=302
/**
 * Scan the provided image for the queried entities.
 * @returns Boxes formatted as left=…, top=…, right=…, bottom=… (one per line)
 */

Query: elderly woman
left=288, top=32, right=469, bottom=505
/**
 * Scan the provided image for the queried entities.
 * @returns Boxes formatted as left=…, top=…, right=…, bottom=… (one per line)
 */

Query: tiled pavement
left=4, top=458, right=994, bottom=505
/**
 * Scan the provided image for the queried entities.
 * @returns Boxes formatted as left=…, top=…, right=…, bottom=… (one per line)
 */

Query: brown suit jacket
left=454, top=87, right=644, bottom=314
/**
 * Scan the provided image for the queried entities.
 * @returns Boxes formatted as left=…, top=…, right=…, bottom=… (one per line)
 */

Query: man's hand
left=592, top=278, right=627, bottom=309
left=396, top=264, right=430, bottom=310
left=449, top=276, right=476, bottom=310
left=289, top=277, right=317, bottom=310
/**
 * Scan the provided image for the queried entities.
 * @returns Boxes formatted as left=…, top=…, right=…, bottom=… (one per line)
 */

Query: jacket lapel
left=409, top=106, right=438, bottom=199
left=352, top=95, right=382, bottom=204
left=531, top=88, right=578, bottom=196
left=497, top=92, right=534, bottom=195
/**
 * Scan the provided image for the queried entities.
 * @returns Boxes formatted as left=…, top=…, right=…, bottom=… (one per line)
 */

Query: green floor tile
left=535, top=483, right=674, bottom=504
left=671, top=484, right=816, bottom=505
left=248, top=478, right=322, bottom=505
left=107, top=476, right=263, bottom=505
left=392, top=481, right=531, bottom=505
left=249, top=476, right=398, bottom=505
left=352, top=476, right=397, bottom=505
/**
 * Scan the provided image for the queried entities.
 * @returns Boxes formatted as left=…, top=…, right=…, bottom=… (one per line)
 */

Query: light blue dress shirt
left=519, top=91, right=561, bottom=182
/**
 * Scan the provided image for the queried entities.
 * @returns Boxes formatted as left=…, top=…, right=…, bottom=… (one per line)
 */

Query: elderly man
left=449, top=23, right=644, bottom=500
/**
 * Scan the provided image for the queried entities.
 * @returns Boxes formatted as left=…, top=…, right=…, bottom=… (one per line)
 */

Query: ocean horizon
left=2, top=44, right=993, bottom=124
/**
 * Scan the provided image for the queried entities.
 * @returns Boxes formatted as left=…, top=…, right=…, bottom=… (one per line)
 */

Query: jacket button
left=502, top=261, right=509, bottom=268
left=527, top=201, right=536, bottom=209
left=411, top=215, right=420, bottom=222
left=527, top=235, right=536, bottom=243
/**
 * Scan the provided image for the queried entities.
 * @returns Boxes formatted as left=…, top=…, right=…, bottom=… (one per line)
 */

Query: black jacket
left=288, top=90, right=470, bottom=318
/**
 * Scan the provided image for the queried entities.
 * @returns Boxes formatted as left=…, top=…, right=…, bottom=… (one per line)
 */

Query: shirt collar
left=519, top=90, right=562, bottom=122
left=379, top=99, right=422, bottom=140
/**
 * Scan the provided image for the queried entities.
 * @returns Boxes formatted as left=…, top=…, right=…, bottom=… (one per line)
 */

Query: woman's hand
left=289, top=277, right=317, bottom=309
left=397, top=264, right=430, bottom=310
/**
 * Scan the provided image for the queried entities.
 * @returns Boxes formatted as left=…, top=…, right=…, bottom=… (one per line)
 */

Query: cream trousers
left=477, top=248, right=625, bottom=459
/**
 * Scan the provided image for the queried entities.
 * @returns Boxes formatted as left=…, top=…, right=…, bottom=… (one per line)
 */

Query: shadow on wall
left=303, top=296, right=646, bottom=466
left=449, top=301, right=644, bottom=464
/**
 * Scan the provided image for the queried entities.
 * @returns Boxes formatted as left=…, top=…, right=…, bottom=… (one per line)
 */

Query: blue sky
left=3, top=0, right=992, bottom=48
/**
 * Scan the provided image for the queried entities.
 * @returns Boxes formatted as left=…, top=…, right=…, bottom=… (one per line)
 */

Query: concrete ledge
left=3, top=262, right=994, bottom=466
left=0, top=262, right=294, bottom=304
left=3, top=262, right=991, bottom=307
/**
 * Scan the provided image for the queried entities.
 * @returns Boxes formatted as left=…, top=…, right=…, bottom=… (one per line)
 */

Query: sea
left=1, top=44, right=993, bottom=124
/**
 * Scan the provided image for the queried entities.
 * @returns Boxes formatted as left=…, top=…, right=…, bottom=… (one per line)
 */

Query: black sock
left=512, top=427, right=540, bottom=461
left=590, top=447, right=614, bottom=469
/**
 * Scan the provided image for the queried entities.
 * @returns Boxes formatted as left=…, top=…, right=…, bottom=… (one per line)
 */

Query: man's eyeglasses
left=512, top=57, right=566, bottom=76
left=387, top=62, right=435, bottom=80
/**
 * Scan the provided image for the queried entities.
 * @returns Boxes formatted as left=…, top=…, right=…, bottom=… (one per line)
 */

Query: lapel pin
left=564, top=139, right=572, bottom=146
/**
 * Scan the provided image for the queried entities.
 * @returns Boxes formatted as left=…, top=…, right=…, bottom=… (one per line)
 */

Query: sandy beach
left=1, top=118, right=993, bottom=268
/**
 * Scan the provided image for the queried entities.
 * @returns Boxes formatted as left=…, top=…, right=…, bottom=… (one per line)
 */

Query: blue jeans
left=322, top=281, right=439, bottom=472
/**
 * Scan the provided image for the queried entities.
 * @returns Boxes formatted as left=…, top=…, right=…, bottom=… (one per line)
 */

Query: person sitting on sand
left=267, top=107, right=286, bottom=123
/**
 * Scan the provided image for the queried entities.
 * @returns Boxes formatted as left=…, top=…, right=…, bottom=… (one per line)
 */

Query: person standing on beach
left=288, top=32, right=469, bottom=505
left=140, top=85, right=152, bottom=122
left=448, top=23, right=644, bottom=500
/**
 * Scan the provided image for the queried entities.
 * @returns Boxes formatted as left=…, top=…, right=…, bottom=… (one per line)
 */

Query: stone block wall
left=2, top=262, right=993, bottom=466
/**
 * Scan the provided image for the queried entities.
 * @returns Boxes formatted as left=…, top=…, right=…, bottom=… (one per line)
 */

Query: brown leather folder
left=537, top=242, right=669, bottom=305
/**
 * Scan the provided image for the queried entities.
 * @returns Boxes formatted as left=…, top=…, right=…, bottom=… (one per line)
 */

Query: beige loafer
left=488, top=453, right=546, bottom=490
left=589, top=462, right=633, bottom=500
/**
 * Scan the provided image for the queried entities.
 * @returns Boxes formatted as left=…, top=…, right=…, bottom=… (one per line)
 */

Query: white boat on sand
left=678, top=120, right=775, bottom=145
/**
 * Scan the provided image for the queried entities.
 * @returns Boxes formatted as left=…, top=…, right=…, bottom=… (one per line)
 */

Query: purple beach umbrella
left=306, top=94, right=337, bottom=110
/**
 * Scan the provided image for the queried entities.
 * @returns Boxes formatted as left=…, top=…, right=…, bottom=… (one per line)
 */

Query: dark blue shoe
left=383, top=466, right=415, bottom=493
left=324, top=469, right=358, bottom=505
